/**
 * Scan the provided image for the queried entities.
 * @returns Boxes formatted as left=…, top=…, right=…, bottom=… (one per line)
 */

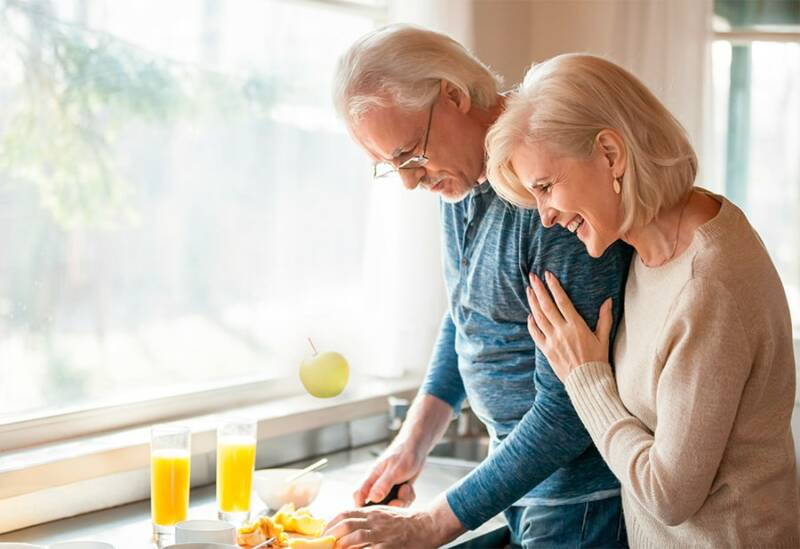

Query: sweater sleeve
left=564, top=277, right=752, bottom=526
left=420, top=310, right=466, bottom=412
left=445, top=346, right=596, bottom=529
left=444, top=226, right=632, bottom=530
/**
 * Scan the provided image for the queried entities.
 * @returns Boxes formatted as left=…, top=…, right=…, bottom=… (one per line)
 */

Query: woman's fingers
left=527, top=313, right=546, bottom=346
left=595, top=298, right=613, bottom=351
left=529, top=273, right=565, bottom=325
left=544, top=272, right=582, bottom=324
left=526, top=272, right=616, bottom=381
left=527, top=285, right=552, bottom=335
left=524, top=276, right=538, bottom=311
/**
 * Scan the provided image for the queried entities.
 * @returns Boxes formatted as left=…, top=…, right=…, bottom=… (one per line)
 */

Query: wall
left=472, top=0, right=711, bottom=177
left=472, top=0, right=533, bottom=91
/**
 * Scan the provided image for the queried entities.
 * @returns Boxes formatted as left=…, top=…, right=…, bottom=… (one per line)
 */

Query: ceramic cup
left=174, top=521, right=236, bottom=545
left=0, top=543, right=45, bottom=549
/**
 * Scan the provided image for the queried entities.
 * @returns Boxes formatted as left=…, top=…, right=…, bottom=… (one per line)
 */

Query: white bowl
left=175, top=520, right=236, bottom=545
left=0, top=544, right=44, bottom=549
left=253, top=468, right=323, bottom=510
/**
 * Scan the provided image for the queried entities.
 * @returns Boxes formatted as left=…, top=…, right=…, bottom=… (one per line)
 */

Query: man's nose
left=398, top=167, right=426, bottom=190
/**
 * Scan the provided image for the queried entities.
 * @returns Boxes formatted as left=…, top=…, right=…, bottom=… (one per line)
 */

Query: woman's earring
left=613, top=176, right=622, bottom=195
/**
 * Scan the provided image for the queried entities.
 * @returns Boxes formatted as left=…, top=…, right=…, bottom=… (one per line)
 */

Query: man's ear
left=440, top=79, right=471, bottom=114
left=596, top=129, right=627, bottom=174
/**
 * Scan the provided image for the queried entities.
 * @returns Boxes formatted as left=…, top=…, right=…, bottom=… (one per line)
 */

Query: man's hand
left=353, top=394, right=455, bottom=507
left=353, top=440, right=424, bottom=507
left=325, top=495, right=465, bottom=549
left=324, top=506, right=433, bottom=549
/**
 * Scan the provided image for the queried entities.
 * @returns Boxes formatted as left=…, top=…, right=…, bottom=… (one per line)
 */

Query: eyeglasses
left=372, top=100, right=435, bottom=180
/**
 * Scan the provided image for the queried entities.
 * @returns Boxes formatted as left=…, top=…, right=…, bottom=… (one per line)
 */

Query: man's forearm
left=396, top=393, right=454, bottom=456
left=424, top=493, right=467, bottom=546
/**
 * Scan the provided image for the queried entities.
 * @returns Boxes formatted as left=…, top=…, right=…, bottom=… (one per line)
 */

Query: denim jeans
left=504, top=496, right=628, bottom=549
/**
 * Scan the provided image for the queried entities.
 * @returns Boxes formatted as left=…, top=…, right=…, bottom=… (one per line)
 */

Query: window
left=0, top=0, right=385, bottom=425
left=712, top=0, right=800, bottom=330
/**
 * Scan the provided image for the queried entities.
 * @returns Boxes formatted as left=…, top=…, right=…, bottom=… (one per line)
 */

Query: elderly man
left=323, top=25, right=633, bottom=549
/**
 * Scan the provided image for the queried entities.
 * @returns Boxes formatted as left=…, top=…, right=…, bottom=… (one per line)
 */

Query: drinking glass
left=216, top=418, right=257, bottom=524
left=151, top=425, right=191, bottom=545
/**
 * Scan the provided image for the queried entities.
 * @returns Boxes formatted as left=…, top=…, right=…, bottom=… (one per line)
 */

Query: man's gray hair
left=333, top=24, right=503, bottom=121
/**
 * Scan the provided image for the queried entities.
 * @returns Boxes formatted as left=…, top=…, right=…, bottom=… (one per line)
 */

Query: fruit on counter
left=237, top=515, right=287, bottom=547
left=237, top=503, right=331, bottom=548
left=274, top=503, right=326, bottom=537
left=287, top=536, right=336, bottom=549
left=237, top=527, right=266, bottom=548
left=299, top=338, right=349, bottom=398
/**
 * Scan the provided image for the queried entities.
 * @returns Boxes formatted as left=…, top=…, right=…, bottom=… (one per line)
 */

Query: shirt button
left=461, top=258, right=469, bottom=267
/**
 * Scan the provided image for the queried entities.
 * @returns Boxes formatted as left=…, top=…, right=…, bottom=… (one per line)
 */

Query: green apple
left=300, top=349, right=349, bottom=398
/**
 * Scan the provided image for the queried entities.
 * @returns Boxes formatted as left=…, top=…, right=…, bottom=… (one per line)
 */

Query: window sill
left=0, top=375, right=421, bottom=534
left=0, top=442, right=508, bottom=549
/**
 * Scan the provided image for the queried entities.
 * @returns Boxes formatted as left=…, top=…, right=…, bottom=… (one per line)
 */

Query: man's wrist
left=397, top=421, right=433, bottom=452
left=422, top=494, right=466, bottom=546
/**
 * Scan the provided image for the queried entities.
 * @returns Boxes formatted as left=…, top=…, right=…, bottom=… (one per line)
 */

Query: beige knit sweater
left=565, top=193, right=800, bottom=548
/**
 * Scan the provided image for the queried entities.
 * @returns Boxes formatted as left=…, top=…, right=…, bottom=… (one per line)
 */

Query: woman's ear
left=596, top=129, right=627, bottom=175
left=440, top=79, right=471, bottom=114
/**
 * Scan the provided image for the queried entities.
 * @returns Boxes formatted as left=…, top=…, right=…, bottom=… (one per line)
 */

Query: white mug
left=0, top=544, right=45, bottom=549
left=174, top=520, right=236, bottom=545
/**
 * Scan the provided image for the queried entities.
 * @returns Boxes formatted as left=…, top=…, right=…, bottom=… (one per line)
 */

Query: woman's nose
left=539, top=206, right=558, bottom=228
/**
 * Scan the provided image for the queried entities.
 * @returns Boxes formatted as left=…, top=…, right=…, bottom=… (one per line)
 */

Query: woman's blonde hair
left=486, top=53, right=697, bottom=232
left=333, top=24, right=503, bottom=121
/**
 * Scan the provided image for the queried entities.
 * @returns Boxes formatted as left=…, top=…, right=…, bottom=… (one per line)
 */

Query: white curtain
left=389, top=0, right=476, bottom=49
left=524, top=0, right=714, bottom=185
left=607, top=0, right=714, bottom=186
left=355, top=1, right=474, bottom=377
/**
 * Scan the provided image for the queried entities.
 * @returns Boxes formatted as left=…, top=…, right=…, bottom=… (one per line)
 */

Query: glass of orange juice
left=216, top=418, right=257, bottom=524
left=151, top=425, right=191, bottom=545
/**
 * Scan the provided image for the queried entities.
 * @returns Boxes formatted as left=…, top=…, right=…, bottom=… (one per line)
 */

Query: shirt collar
left=473, top=180, right=493, bottom=196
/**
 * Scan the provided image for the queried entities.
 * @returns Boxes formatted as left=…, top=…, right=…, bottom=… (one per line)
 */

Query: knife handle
left=365, top=483, right=405, bottom=506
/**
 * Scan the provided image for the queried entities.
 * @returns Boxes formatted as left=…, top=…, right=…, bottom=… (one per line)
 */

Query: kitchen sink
left=428, top=436, right=490, bottom=463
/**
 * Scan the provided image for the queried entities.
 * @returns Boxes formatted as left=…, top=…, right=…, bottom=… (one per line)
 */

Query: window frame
left=0, top=0, right=389, bottom=452
left=714, top=28, right=800, bottom=42
left=0, top=376, right=300, bottom=452
left=712, top=15, right=800, bottom=335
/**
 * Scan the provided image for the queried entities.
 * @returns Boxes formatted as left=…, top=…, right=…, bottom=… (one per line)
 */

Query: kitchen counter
left=0, top=442, right=508, bottom=548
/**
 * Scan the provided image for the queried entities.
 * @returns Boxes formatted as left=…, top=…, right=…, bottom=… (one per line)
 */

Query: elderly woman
left=485, top=53, right=800, bottom=548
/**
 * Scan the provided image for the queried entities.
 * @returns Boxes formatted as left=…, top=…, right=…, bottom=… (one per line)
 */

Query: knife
left=364, top=482, right=406, bottom=506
